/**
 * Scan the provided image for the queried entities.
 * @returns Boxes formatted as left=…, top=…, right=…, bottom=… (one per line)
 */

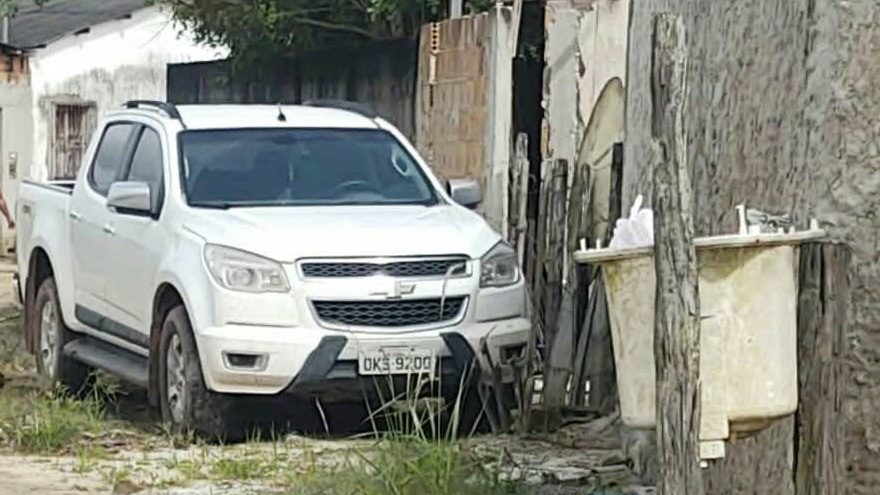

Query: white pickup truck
left=16, top=100, right=530, bottom=437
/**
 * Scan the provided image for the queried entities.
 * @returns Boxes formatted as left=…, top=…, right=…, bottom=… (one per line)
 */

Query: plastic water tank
left=574, top=228, right=824, bottom=458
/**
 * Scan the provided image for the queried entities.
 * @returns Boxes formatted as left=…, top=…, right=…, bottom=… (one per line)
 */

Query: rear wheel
left=157, top=305, right=243, bottom=441
left=33, top=277, right=90, bottom=393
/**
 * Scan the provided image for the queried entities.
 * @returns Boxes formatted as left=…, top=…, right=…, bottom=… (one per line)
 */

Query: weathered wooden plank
left=650, top=13, right=704, bottom=495
left=538, top=158, right=569, bottom=431
left=794, top=243, right=847, bottom=495
left=564, top=138, right=592, bottom=409
left=580, top=140, right=623, bottom=413
left=606, top=142, right=624, bottom=244
left=508, top=133, right=530, bottom=264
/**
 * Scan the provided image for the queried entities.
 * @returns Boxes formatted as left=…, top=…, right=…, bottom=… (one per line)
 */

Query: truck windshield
left=180, top=128, right=439, bottom=207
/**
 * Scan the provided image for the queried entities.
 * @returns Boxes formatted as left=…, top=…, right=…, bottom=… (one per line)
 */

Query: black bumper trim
left=288, top=335, right=348, bottom=389
left=283, top=332, right=479, bottom=399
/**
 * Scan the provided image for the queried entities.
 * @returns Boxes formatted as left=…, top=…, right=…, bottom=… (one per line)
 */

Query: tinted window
left=180, top=129, right=438, bottom=207
left=126, top=128, right=164, bottom=213
left=89, top=123, right=134, bottom=195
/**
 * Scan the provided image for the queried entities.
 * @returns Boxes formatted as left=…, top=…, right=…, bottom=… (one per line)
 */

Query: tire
left=157, top=305, right=243, bottom=441
left=32, top=277, right=90, bottom=394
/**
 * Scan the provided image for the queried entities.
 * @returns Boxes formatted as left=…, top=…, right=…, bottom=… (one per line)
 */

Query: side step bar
left=63, top=337, right=149, bottom=388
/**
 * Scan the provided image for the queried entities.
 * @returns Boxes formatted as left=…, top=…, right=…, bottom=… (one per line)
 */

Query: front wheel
left=32, top=277, right=90, bottom=393
left=157, top=305, right=242, bottom=440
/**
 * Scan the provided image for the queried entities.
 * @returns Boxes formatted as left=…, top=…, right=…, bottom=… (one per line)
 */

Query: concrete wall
left=0, top=82, right=33, bottom=250
left=28, top=6, right=225, bottom=182
left=415, top=6, right=513, bottom=234
left=624, top=1, right=880, bottom=491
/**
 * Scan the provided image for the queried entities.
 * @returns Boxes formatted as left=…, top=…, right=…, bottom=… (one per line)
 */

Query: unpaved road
left=0, top=260, right=648, bottom=495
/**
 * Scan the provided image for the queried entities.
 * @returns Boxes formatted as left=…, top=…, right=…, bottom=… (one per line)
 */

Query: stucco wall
left=28, top=6, right=225, bottom=181
left=0, top=82, right=33, bottom=249
left=624, top=1, right=880, bottom=491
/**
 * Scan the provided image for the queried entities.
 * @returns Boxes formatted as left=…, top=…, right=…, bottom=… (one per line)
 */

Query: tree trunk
left=650, top=13, right=704, bottom=495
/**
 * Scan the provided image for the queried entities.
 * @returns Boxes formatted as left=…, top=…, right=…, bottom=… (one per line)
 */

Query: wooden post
left=794, top=243, right=847, bottom=494
left=650, top=14, right=704, bottom=495
left=539, top=159, right=569, bottom=431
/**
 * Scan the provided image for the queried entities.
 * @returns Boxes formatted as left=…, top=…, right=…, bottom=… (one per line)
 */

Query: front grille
left=313, top=297, right=467, bottom=328
left=301, top=258, right=468, bottom=278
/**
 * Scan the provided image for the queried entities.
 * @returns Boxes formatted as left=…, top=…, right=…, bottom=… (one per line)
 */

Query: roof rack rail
left=123, top=100, right=183, bottom=120
left=302, top=99, right=378, bottom=119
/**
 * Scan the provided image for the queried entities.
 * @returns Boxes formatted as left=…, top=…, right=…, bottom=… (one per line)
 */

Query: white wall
left=28, top=6, right=227, bottom=181
left=543, top=0, right=629, bottom=169
left=0, top=83, right=34, bottom=250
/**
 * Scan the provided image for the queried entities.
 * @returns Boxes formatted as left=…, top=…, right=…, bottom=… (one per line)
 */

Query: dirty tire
left=158, top=305, right=242, bottom=441
left=33, top=277, right=90, bottom=393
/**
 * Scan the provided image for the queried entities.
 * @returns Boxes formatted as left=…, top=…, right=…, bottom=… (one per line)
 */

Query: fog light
left=223, top=352, right=268, bottom=371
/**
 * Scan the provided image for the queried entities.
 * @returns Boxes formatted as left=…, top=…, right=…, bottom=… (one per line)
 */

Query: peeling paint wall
left=28, top=6, right=225, bottom=182
left=624, top=1, right=880, bottom=491
left=415, top=6, right=513, bottom=234
left=542, top=0, right=629, bottom=175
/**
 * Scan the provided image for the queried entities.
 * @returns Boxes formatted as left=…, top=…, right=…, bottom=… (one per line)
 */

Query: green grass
left=290, top=373, right=529, bottom=495
left=291, top=438, right=527, bottom=495
left=0, top=387, right=107, bottom=453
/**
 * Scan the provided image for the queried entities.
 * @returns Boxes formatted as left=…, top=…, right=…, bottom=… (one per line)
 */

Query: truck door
left=100, top=124, right=168, bottom=336
left=69, top=122, right=137, bottom=315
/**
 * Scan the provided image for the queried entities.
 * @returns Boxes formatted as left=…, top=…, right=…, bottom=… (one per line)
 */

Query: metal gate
left=51, top=104, right=95, bottom=179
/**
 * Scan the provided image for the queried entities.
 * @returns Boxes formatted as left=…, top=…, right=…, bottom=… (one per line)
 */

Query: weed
left=0, top=387, right=106, bottom=453
left=99, top=465, right=132, bottom=486
left=72, top=445, right=110, bottom=474
left=164, top=450, right=210, bottom=481
left=210, top=454, right=271, bottom=480
left=290, top=371, right=529, bottom=495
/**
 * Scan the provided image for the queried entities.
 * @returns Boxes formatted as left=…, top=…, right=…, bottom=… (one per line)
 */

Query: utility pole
left=650, top=13, right=704, bottom=495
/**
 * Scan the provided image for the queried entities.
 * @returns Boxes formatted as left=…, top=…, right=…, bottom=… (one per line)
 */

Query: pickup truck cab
left=17, top=101, right=530, bottom=436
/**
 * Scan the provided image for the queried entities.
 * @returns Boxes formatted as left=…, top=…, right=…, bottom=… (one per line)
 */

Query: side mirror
left=107, top=182, right=152, bottom=215
left=447, top=178, right=481, bottom=209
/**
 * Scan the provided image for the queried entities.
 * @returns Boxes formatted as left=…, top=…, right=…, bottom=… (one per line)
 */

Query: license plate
left=358, top=347, right=436, bottom=376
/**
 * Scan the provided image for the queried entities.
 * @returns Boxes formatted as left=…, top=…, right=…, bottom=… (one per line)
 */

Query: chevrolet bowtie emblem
left=371, top=281, right=417, bottom=300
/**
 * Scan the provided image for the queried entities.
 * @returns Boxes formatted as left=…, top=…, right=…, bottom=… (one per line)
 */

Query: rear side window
left=89, top=123, right=134, bottom=195
left=125, top=128, right=164, bottom=213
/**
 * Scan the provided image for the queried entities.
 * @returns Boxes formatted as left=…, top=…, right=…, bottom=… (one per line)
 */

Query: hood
left=183, top=204, right=501, bottom=262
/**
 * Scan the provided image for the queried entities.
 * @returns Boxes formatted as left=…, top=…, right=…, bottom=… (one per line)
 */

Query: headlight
left=480, top=242, right=520, bottom=288
left=204, top=244, right=291, bottom=293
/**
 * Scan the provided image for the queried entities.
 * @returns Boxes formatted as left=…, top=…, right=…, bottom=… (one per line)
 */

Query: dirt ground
left=0, top=260, right=651, bottom=495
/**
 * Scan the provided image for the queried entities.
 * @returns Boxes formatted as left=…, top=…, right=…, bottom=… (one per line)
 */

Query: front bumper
left=197, top=316, right=531, bottom=396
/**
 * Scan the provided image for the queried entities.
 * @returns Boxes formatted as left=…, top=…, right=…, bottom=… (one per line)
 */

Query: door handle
left=102, top=224, right=116, bottom=236
left=69, top=210, right=81, bottom=221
